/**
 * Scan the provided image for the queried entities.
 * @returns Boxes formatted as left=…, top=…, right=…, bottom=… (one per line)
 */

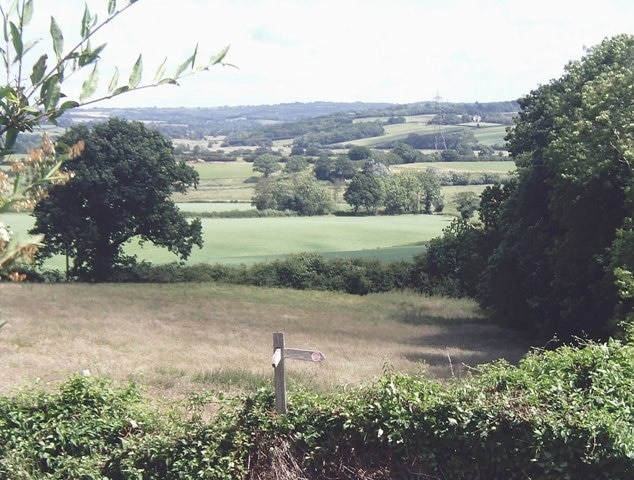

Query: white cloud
left=22, top=0, right=634, bottom=107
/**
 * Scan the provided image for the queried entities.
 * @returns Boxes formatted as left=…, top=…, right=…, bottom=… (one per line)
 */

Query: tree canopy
left=476, top=34, right=634, bottom=338
left=31, top=118, right=203, bottom=281
left=0, top=0, right=228, bottom=281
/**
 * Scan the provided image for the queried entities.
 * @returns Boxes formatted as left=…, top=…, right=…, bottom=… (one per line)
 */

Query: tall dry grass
left=0, top=283, right=531, bottom=400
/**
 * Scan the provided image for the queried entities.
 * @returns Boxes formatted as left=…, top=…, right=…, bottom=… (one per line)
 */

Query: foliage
left=383, top=169, right=443, bottom=215
left=0, top=375, right=154, bottom=478
left=391, top=142, right=423, bottom=163
left=347, top=145, right=371, bottom=161
left=0, top=0, right=229, bottom=156
left=343, top=172, right=384, bottom=214
left=283, top=155, right=309, bottom=174
left=411, top=219, right=486, bottom=297
left=0, top=135, right=82, bottom=280
left=107, top=253, right=411, bottom=295
left=252, top=153, right=281, bottom=177
left=477, top=34, right=634, bottom=339
left=452, top=191, right=480, bottom=219
left=252, top=172, right=333, bottom=216
left=312, top=154, right=356, bottom=182
left=31, top=118, right=203, bottom=281
left=0, top=0, right=228, bottom=281
left=1, top=332, right=632, bottom=479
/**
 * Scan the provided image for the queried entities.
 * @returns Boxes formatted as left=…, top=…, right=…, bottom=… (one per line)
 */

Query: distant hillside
left=57, top=100, right=518, bottom=143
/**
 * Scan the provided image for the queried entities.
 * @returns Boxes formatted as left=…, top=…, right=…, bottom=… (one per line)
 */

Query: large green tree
left=252, top=173, right=333, bottom=216
left=253, top=153, right=281, bottom=177
left=0, top=0, right=228, bottom=280
left=344, top=172, right=384, bottom=214
left=31, top=118, right=203, bottom=281
left=478, top=34, right=634, bottom=338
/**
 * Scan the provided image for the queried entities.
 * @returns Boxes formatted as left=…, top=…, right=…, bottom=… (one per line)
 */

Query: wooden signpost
left=272, top=332, right=325, bottom=414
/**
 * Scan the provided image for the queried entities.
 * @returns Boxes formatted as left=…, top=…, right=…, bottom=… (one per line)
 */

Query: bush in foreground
left=1, top=329, right=632, bottom=479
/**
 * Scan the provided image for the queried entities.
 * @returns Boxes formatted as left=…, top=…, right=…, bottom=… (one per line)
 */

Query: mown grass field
left=6, top=212, right=451, bottom=267
left=0, top=283, right=532, bottom=400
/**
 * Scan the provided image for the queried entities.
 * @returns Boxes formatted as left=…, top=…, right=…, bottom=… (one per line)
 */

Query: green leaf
left=22, top=0, right=33, bottom=26
left=30, top=54, right=47, bottom=85
left=4, top=127, right=18, bottom=150
left=78, top=42, right=106, bottom=67
left=153, top=57, right=167, bottom=83
left=211, top=45, right=230, bottom=65
left=158, top=78, right=177, bottom=85
left=108, top=67, right=119, bottom=94
left=42, top=75, right=61, bottom=111
left=49, top=100, right=79, bottom=120
left=0, top=85, right=12, bottom=99
left=50, top=16, right=63, bottom=60
left=9, top=21, right=22, bottom=60
left=112, top=85, right=129, bottom=96
left=174, top=51, right=195, bottom=79
left=108, top=0, right=117, bottom=16
left=22, top=38, right=39, bottom=57
left=128, top=54, right=142, bottom=88
left=80, top=64, right=99, bottom=101
left=81, top=4, right=91, bottom=38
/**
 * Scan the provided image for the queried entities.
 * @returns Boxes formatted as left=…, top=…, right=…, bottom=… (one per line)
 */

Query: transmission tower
left=433, top=92, right=447, bottom=150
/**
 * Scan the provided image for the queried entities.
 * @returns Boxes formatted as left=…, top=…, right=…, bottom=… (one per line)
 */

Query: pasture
left=173, top=160, right=515, bottom=205
left=6, top=212, right=452, bottom=267
left=392, top=160, right=516, bottom=174
left=0, top=283, right=532, bottom=400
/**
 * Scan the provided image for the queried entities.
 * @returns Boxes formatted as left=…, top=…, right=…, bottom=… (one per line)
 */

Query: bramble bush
left=1, top=329, right=632, bottom=478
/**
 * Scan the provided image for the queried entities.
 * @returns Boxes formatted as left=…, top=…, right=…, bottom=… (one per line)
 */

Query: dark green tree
left=453, top=191, right=480, bottom=220
left=391, top=143, right=423, bottom=163
left=252, top=177, right=278, bottom=210
left=253, top=153, right=281, bottom=177
left=31, top=118, right=203, bottom=281
left=276, top=173, right=333, bottom=216
left=478, top=34, right=634, bottom=338
left=331, top=155, right=357, bottom=181
left=348, top=145, right=371, bottom=161
left=252, top=173, right=332, bottom=216
left=283, top=156, right=309, bottom=174
left=418, top=168, right=443, bottom=214
left=412, top=219, right=486, bottom=297
left=313, top=156, right=334, bottom=181
left=344, top=172, right=384, bottom=214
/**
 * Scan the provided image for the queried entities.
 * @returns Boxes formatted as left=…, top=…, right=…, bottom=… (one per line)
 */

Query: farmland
left=6, top=211, right=451, bottom=267
left=0, top=283, right=531, bottom=399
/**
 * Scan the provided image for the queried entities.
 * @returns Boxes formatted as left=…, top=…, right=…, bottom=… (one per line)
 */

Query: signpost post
left=272, top=332, right=325, bottom=414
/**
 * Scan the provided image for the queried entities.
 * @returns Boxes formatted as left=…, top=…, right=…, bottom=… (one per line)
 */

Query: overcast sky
left=28, top=0, right=634, bottom=108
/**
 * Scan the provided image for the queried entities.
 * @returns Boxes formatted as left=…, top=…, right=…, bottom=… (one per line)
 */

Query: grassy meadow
left=4, top=158, right=514, bottom=267
left=0, top=283, right=532, bottom=400
left=6, top=212, right=451, bottom=267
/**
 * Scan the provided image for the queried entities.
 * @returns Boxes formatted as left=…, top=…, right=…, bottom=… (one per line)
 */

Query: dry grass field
left=0, top=283, right=532, bottom=402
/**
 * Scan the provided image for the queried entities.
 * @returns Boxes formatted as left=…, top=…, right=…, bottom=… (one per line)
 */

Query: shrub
left=1, top=333, right=632, bottom=478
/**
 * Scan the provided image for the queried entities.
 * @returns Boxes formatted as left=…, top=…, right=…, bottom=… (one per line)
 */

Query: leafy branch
left=0, top=0, right=231, bottom=154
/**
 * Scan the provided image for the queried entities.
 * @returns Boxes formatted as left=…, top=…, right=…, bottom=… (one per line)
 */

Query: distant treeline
left=56, top=100, right=518, bottom=147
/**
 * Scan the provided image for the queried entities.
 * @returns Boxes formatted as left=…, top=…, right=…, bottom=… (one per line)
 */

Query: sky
left=26, top=0, right=634, bottom=108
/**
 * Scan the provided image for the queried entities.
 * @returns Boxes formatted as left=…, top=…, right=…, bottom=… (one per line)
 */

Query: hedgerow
left=1, top=332, right=632, bottom=478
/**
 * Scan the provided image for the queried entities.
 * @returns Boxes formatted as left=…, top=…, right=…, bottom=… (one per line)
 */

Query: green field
left=472, top=125, right=510, bottom=145
left=393, top=160, right=515, bottom=174
left=346, top=119, right=508, bottom=149
left=4, top=212, right=451, bottom=268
